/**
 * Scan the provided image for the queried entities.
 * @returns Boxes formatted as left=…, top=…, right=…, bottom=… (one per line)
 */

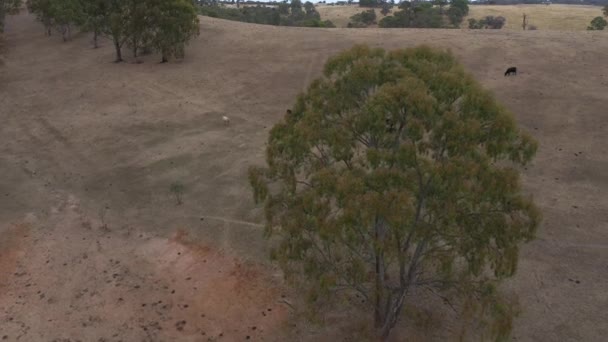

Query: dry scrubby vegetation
left=24, top=0, right=200, bottom=62
left=250, top=44, right=540, bottom=340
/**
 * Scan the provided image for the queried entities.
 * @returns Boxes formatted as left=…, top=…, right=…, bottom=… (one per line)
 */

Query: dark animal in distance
left=504, top=67, right=517, bottom=76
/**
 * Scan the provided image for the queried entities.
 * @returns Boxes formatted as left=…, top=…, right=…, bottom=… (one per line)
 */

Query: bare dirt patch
left=0, top=193, right=289, bottom=342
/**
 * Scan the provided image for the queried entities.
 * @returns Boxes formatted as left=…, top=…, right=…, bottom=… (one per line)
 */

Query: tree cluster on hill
left=199, top=0, right=336, bottom=28
left=25, top=0, right=200, bottom=63
left=249, top=44, right=540, bottom=341
left=468, top=15, right=506, bottom=29
left=348, top=9, right=377, bottom=28
left=379, top=0, right=469, bottom=28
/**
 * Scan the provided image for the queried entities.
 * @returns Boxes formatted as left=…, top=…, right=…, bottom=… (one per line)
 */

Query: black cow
left=504, top=67, right=517, bottom=76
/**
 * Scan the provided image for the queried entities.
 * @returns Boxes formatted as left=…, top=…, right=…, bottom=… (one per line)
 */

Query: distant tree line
left=198, top=0, right=336, bottom=28
left=475, top=0, right=608, bottom=4
left=25, top=0, right=200, bottom=63
left=379, top=0, right=469, bottom=28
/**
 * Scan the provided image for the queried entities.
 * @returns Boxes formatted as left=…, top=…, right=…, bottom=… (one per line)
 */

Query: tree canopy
left=249, top=45, right=540, bottom=340
left=26, top=0, right=200, bottom=62
left=587, top=16, right=607, bottom=30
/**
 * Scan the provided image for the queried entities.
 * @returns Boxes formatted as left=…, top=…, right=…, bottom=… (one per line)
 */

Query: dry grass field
left=317, top=4, right=603, bottom=30
left=1, top=11, right=608, bottom=342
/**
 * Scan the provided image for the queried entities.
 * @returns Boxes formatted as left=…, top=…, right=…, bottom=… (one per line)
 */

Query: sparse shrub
left=170, top=182, right=185, bottom=205
left=587, top=16, right=607, bottom=30
left=528, top=24, right=537, bottom=30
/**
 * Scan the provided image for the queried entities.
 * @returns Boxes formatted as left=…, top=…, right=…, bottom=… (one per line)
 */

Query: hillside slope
left=1, top=14, right=607, bottom=341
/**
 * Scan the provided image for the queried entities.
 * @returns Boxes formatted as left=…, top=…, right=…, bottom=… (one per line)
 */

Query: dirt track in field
left=1, top=12, right=607, bottom=342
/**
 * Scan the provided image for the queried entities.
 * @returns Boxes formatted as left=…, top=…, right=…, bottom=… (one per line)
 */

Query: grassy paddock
left=467, top=4, right=601, bottom=30
left=317, top=4, right=603, bottom=30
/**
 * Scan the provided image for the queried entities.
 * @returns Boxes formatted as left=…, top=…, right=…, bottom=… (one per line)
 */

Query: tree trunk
left=132, top=38, right=138, bottom=58
left=93, top=30, right=98, bottom=48
left=62, top=25, right=67, bottom=42
left=374, top=217, right=388, bottom=329
left=114, top=39, right=123, bottom=62
left=161, top=55, right=168, bottom=63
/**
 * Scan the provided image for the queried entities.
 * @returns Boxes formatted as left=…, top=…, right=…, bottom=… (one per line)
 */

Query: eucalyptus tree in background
left=81, top=0, right=105, bottom=48
left=249, top=45, right=540, bottom=340
left=26, top=0, right=54, bottom=35
left=1, top=0, right=22, bottom=33
left=149, top=0, right=199, bottom=63
left=49, top=0, right=84, bottom=41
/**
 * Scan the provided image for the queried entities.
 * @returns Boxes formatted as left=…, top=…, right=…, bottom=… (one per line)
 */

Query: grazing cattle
left=222, top=115, right=230, bottom=125
left=504, top=67, right=517, bottom=76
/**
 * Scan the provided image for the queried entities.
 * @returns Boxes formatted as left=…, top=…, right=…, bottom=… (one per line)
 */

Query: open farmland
left=1, top=11, right=607, bottom=342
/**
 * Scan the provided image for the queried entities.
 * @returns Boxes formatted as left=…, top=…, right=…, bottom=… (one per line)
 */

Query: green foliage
left=199, top=1, right=334, bottom=28
left=446, top=6, right=464, bottom=26
left=468, top=16, right=506, bottom=29
left=450, top=0, right=469, bottom=16
left=80, top=0, right=105, bottom=47
left=50, top=0, right=85, bottom=41
left=587, top=16, right=607, bottom=30
left=28, top=0, right=199, bottom=62
left=603, top=5, right=608, bottom=18
left=349, top=9, right=377, bottom=27
left=1, top=0, right=22, bottom=33
left=149, top=0, right=200, bottom=62
left=379, top=2, right=443, bottom=28
left=249, top=45, right=540, bottom=339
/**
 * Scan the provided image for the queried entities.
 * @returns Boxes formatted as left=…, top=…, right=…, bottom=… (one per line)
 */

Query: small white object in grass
left=222, top=116, right=230, bottom=125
